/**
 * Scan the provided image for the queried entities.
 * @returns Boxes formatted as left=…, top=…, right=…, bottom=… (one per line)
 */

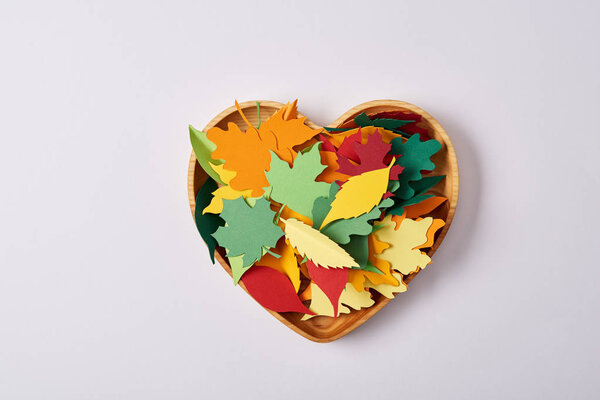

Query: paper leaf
left=365, top=272, right=407, bottom=298
left=370, top=110, right=431, bottom=141
left=256, top=238, right=300, bottom=292
left=421, top=218, right=445, bottom=248
left=258, top=100, right=322, bottom=163
left=338, top=284, right=375, bottom=314
left=404, top=196, right=447, bottom=219
left=194, top=178, right=225, bottom=263
left=302, top=283, right=374, bottom=319
left=390, top=135, right=442, bottom=199
left=212, top=197, right=284, bottom=283
left=336, top=129, right=362, bottom=162
left=311, top=183, right=339, bottom=230
left=336, top=129, right=402, bottom=178
left=189, top=125, right=225, bottom=185
left=354, top=112, right=414, bottom=134
left=207, top=122, right=271, bottom=197
left=282, top=218, right=359, bottom=269
left=347, top=233, right=399, bottom=291
left=340, top=234, right=370, bottom=268
left=316, top=149, right=350, bottom=184
left=374, top=215, right=433, bottom=275
left=388, top=175, right=445, bottom=215
left=306, top=260, right=348, bottom=316
left=325, top=126, right=404, bottom=149
left=265, top=144, right=330, bottom=219
left=203, top=164, right=253, bottom=214
left=320, top=161, right=394, bottom=228
left=241, top=266, right=313, bottom=314
left=320, top=197, right=393, bottom=244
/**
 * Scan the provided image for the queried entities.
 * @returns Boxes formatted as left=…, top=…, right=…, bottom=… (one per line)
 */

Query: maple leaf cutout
left=258, top=100, right=322, bottom=164
left=336, top=128, right=403, bottom=179
left=206, top=101, right=321, bottom=197
left=207, top=122, right=270, bottom=197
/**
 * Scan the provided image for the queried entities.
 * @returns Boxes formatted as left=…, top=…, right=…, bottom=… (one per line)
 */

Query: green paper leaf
left=339, top=233, right=383, bottom=274
left=265, top=144, right=330, bottom=219
left=354, top=112, right=413, bottom=136
left=320, top=198, right=394, bottom=244
left=311, top=183, right=340, bottom=229
left=387, top=175, right=445, bottom=215
left=212, top=197, right=284, bottom=283
left=189, top=125, right=225, bottom=185
left=390, top=135, right=442, bottom=199
left=194, top=178, right=225, bottom=263
left=409, top=175, right=445, bottom=196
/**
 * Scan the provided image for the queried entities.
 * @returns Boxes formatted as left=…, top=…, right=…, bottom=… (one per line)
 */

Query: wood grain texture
left=187, top=100, right=459, bottom=343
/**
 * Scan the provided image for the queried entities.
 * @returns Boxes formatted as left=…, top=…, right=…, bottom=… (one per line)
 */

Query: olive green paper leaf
left=265, top=144, right=330, bottom=219
left=212, top=197, right=284, bottom=283
left=311, top=183, right=340, bottom=229
left=189, top=125, right=225, bottom=185
left=320, top=197, right=394, bottom=244
left=390, top=135, right=442, bottom=199
left=194, top=178, right=225, bottom=263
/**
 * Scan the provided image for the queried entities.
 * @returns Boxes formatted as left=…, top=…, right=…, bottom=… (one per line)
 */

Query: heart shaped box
left=187, top=100, right=459, bottom=342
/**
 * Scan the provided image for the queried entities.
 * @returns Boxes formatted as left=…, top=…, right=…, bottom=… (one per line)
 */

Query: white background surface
left=1, top=1, right=599, bottom=399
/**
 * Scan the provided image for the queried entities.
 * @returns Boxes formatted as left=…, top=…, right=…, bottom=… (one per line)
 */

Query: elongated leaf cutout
left=241, top=266, right=314, bottom=314
left=306, top=260, right=348, bottom=316
left=320, top=161, right=394, bottom=228
left=281, top=218, right=359, bottom=269
left=189, top=125, right=225, bottom=185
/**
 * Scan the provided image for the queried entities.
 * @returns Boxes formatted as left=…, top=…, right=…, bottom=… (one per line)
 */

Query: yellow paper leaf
left=320, top=160, right=394, bottom=228
left=365, top=272, right=407, bottom=298
left=202, top=164, right=252, bottom=214
left=301, top=283, right=374, bottom=319
left=282, top=218, right=358, bottom=269
left=256, top=239, right=300, bottom=292
left=374, top=215, right=434, bottom=275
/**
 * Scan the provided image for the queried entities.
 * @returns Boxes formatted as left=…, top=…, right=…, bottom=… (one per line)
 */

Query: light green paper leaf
left=212, top=197, right=284, bottom=284
left=189, top=125, right=225, bottom=185
left=265, top=144, right=330, bottom=219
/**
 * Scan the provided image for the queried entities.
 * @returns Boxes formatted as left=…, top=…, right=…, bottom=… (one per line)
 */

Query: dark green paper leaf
left=194, top=178, right=225, bottom=263
left=390, top=135, right=442, bottom=199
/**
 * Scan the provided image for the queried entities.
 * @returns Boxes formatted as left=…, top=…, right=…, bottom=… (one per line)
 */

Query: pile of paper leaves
left=190, top=101, right=447, bottom=319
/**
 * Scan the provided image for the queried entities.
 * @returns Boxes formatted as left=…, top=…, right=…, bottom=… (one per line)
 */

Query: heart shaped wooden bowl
left=187, top=100, right=459, bottom=342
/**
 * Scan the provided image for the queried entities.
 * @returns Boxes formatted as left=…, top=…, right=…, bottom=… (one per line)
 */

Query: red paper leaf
left=241, top=266, right=314, bottom=314
left=306, top=260, right=349, bottom=316
left=336, top=129, right=362, bottom=163
left=319, top=134, right=337, bottom=152
left=337, top=129, right=404, bottom=179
